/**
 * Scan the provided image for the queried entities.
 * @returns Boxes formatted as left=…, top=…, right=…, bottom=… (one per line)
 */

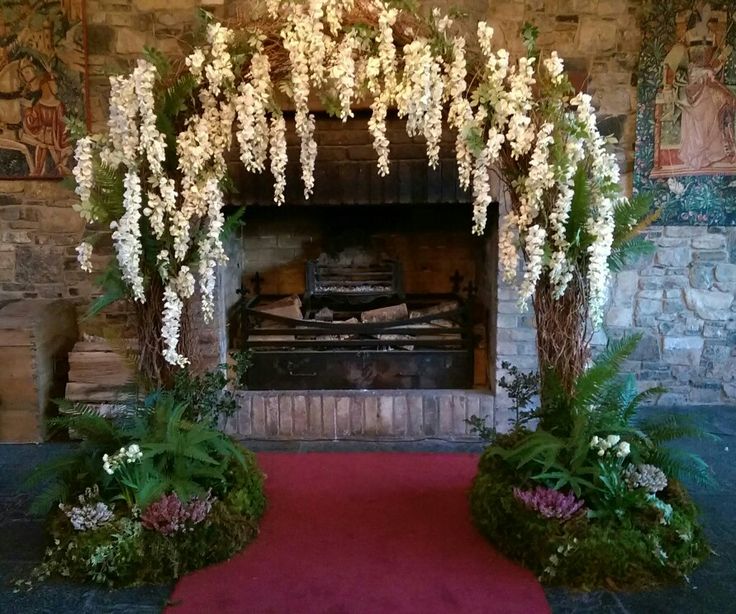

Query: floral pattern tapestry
left=0, top=0, right=87, bottom=179
left=635, top=1, right=736, bottom=225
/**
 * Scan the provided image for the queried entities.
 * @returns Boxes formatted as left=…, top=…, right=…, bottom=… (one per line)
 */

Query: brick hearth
left=224, top=390, right=495, bottom=441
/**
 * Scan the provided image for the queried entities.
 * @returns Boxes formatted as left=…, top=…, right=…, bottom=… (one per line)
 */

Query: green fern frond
left=612, top=195, right=658, bottom=244
left=573, top=334, right=641, bottom=409
left=143, top=46, right=171, bottom=78
left=565, top=164, right=592, bottom=248
left=647, top=446, right=716, bottom=488
left=639, top=413, right=718, bottom=444
left=609, top=235, right=657, bottom=273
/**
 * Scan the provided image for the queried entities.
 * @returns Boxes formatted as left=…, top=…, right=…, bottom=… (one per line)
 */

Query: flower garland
left=73, top=1, right=624, bottom=367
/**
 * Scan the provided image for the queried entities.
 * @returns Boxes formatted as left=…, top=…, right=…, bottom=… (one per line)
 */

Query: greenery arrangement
left=469, top=337, right=713, bottom=589
left=25, top=384, right=265, bottom=587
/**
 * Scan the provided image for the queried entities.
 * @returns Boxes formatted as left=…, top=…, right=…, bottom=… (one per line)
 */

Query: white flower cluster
left=76, top=241, right=94, bottom=273
left=543, top=51, right=564, bottom=85
left=571, top=92, right=618, bottom=325
left=590, top=434, right=630, bottom=459
left=366, top=2, right=398, bottom=176
left=624, top=463, right=668, bottom=493
left=72, top=136, right=94, bottom=221
left=235, top=52, right=272, bottom=173
left=395, top=38, right=444, bottom=167
left=103, top=443, right=143, bottom=475
left=270, top=114, right=288, bottom=205
left=112, top=170, right=145, bottom=302
left=59, top=486, right=114, bottom=532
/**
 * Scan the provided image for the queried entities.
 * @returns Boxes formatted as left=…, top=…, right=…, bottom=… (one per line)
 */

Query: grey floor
left=0, top=406, right=733, bottom=614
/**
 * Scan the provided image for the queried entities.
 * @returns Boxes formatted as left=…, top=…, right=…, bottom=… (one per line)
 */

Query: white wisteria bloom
left=162, top=285, right=189, bottom=367
left=112, top=170, right=145, bottom=302
left=235, top=53, right=272, bottom=173
left=518, top=224, right=547, bottom=308
left=72, top=136, right=95, bottom=220
left=543, top=51, right=564, bottom=85
left=76, top=242, right=94, bottom=273
left=270, top=114, right=288, bottom=205
left=329, top=32, right=359, bottom=121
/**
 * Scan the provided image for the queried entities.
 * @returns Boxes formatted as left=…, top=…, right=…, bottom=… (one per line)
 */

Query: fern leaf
left=573, top=334, right=641, bottom=409
left=648, top=447, right=716, bottom=488
left=609, top=235, right=657, bottom=273
left=565, top=164, right=592, bottom=248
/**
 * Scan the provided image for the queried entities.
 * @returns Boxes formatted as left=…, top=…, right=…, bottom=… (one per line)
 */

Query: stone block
left=715, top=263, right=736, bottom=283
left=664, top=227, right=701, bottom=238
left=689, top=264, right=714, bottom=290
left=724, top=383, right=736, bottom=400
left=114, top=27, right=147, bottom=54
left=349, top=396, right=364, bottom=436
left=692, top=234, right=727, bottom=250
left=278, top=395, right=292, bottom=436
left=335, top=396, right=350, bottom=437
left=364, top=396, right=378, bottom=435
left=662, top=336, right=704, bottom=367
left=577, top=17, right=618, bottom=53
left=629, top=334, right=660, bottom=361
left=684, top=288, right=734, bottom=321
left=15, top=246, right=63, bottom=284
left=307, top=396, right=323, bottom=436
left=251, top=396, right=266, bottom=436
left=407, top=395, right=423, bottom=436
left=393, top=395, right=407, bottom=436
left=656, top=247, right=691, bottom=267
left=613, top=270, right=639, bottom=306
left=423, top=396, right=439, bottom=436
left=606, top=305, right=633, bottom=328
left=635, top=298, right=662, bottom=317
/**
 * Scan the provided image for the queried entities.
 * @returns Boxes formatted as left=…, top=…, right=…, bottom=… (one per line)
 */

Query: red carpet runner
left=167, top=453, right=550, bottom=614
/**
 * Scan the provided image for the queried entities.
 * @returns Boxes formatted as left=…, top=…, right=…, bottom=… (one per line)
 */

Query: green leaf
left=143, top=46, right=171, bottom=78
left=565, top=164, right=592, bottom=248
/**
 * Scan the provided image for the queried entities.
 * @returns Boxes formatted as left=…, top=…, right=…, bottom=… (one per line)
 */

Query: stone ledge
left=226, top=389, right=494, bottom=441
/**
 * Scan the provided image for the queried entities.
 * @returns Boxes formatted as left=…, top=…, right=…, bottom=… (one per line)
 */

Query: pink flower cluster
left=512, top=486, right=585, bottom=521
left=141, top=491, right=214, bottom=535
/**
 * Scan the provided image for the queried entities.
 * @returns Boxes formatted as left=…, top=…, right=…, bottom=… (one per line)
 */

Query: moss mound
left=37, top=448, right=266, bottom=587
left=469, top=445, right=709, bottom=591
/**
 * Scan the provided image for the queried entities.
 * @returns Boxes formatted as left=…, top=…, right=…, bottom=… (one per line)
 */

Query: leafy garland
left=71, top=0, right=641, bottom=369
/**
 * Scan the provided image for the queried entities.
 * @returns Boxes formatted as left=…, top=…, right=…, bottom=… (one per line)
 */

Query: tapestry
left=635, top=1, right=736, bottom=225
left=0, top=0, right=87, bottom=179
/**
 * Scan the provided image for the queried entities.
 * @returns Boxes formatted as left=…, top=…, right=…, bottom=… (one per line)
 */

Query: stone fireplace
left=217, top=112, right=504, bottom=440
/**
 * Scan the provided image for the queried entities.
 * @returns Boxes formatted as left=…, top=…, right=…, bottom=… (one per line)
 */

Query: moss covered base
left=469, top=448, right=709, bottom=591
left=36, top=449, right=266, bottom=587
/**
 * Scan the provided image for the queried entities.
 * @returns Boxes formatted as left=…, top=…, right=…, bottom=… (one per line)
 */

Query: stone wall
left=0, top=0, right=733, bottom=413
left=605, top=227, right=736, bottom=404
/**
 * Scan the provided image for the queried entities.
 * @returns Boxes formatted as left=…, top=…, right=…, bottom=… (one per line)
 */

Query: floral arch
left=71, top=0, right=640, bottom=394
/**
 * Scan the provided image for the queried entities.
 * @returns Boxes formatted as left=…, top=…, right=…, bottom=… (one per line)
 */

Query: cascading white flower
left=72, top=136, right=95, bottom=221
left=269, top=114, right=288, bottom=205
left=395, top=38, right=443, bottom=166
left=161, top=285, right=189, bottom=367
left=76, top=241, right=94, bottom=273
left=235, top=52, right=272, bottom=173
left=112, top=170, right=145, bottom=302
left=329, top=31, right=359, bottom=121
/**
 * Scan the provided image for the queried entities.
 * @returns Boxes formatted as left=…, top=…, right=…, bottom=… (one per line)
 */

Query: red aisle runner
left=167, top=452, right=550, bottom=614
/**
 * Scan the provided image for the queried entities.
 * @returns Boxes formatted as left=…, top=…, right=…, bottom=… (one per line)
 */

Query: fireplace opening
left=227, top=203, right=497, bottom=391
